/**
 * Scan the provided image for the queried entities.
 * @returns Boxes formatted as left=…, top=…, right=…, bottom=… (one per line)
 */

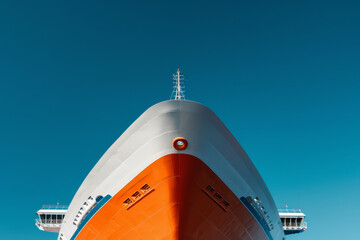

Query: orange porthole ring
left=173, top=138, right=188, bottom=150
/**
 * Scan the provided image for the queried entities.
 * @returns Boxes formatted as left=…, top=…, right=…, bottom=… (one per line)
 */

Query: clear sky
left=0, top=1, right=359, bottom=239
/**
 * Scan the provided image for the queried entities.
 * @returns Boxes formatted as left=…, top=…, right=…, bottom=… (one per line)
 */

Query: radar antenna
left=171, top=69, right=185, bottom=100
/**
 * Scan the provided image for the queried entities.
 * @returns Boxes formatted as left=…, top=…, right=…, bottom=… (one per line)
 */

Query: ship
left=35, top=69, right=307, bottom=240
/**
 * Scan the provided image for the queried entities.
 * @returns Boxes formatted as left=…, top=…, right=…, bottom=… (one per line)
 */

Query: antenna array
left=170, top=69, right=185, bottom=100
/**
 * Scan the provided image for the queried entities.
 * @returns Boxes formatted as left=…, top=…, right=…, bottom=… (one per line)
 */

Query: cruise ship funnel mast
left=171, top=68, right=185, bottom=100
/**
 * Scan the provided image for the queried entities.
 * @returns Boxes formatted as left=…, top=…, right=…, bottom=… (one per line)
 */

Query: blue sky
left=0, top=0, right=359, bottom=239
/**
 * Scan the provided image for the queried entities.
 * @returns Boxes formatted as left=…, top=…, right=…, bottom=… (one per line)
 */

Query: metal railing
left=40, top=204, right=69, bottom=210
left=278, top=208, right=303, bottom=213
left=283, top=221, right=307, bottom=229
left=35, top=218, right=64, bottom=225
left=35, top=218, right=62, bottom=232
left=303, top=221, right=307, bottom=228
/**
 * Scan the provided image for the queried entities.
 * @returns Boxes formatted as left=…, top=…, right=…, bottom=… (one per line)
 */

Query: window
left=51, top=215, right=57, bottom=224
left=285, top=218, right=290, bottom=227
left=40, top=214, right=45, bottom=223
left=46, top=214, right=51, bottom=224
left=291, top=218, right=296, bottom=227
left=57, top=214, right=64, bottom=224
left=296, top=218, right=302, bottom=227
left=281, top=218, right=285, bottom=226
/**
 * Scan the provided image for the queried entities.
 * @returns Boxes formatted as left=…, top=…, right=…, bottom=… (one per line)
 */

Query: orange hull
left=74, top=154, right=268, bottom=240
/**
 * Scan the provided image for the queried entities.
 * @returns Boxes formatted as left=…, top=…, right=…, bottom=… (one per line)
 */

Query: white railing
left=278, top=208, right=303, bottom=213
left=283, top=221, right=307, bottom=230
left=35, top=217, right=65, bottom=227
left=35, top=218, right=62, bottom=232
left=35, top=219, right=63, bottom=226
left=41, top=204, right=69, bottom=210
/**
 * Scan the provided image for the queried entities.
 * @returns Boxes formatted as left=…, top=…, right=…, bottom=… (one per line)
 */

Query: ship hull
left=73, top=154, right=269, bottom=240
left=60, top=100, right=284, bottom=240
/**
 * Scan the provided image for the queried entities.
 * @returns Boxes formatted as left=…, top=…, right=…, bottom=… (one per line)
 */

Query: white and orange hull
left=59, top=101, right=284, bottom=240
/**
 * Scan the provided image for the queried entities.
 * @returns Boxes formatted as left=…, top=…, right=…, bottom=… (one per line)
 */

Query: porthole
left=173, top=138, right=188, bottom=150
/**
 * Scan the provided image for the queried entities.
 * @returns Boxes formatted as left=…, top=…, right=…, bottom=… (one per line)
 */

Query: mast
left=171, top=69, right=185, bottom=100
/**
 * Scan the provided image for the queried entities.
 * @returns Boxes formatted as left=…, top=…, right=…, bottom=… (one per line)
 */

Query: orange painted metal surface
left=74, top=154, right=268, bottom=240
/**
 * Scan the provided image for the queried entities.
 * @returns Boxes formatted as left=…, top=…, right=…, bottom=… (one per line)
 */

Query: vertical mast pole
left=171, top=68, right=185, bottom=100
left=176, top=69, right=181, bottom=100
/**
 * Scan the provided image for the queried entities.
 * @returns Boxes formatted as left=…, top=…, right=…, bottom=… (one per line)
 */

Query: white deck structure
left=278, top=208, right=307, bottom=235
left=35, top=205, right=68, bottom=233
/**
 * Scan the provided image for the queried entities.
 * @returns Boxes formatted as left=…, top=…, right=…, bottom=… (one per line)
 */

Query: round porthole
left=173, top=138, right=188, bottom=150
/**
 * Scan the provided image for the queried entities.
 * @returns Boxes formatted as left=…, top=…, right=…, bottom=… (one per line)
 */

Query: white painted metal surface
left=36, top=206, right=67, bottom=233
left=59, top=100, right=285, bottom=240
left=278, top=208, right=307, bottom=233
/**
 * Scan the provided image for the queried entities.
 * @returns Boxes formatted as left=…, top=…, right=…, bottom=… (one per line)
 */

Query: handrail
left=283, top=221, right=307, bottom=229
left=35, top=218, right=63, bottom=225
left=40, top=204, right=69, bottom=210
left=303, top=221, right=307, bottom=228
left=278, top=208, right=303, bottom=213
